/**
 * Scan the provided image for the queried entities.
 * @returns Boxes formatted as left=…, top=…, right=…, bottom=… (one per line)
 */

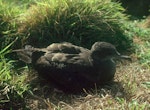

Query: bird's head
left=91, top=42, right=131, bottom=61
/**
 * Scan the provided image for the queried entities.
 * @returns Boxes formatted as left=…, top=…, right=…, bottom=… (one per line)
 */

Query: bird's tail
left=12, top=45, right=36, bottom=63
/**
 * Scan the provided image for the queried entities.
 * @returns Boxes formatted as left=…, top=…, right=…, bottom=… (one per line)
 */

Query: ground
left=24, top=60, right=150, bottom=110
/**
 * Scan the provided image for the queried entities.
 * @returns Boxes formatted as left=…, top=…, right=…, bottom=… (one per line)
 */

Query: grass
left=0, top=41, right=30, bottom=109
left=8, top=0, right=132, bottom=50
left=0, top=0, right=23, bottom=49
left=0, top=0, right=150, bottom=109
left=129, top=18, right=150, bottom=67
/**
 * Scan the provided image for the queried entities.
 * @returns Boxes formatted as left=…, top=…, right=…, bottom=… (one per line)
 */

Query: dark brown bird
left=13, top=42, right=131, bottom=92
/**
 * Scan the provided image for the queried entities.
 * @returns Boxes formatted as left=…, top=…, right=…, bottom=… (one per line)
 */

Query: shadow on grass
left=25, top=72, right=132, bottom=109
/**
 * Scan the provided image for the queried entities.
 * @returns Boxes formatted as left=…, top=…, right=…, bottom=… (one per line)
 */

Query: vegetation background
left=0, top=0, right=150, bottom=109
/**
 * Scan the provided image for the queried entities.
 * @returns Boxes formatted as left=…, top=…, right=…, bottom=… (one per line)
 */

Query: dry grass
left=25, top=61, right=150, bottom=110
left=140, top=16, right=150, bottom=28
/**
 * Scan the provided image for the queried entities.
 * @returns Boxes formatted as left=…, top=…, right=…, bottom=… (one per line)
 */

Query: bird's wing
left=34, top=52, right=100, bottom=86
left=46, top=42, right=86, bottom=54
left=35, top=51, right=92, bottom=69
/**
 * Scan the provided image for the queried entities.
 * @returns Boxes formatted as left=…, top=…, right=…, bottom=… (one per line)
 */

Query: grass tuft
left=0, top=0, right=25, bottom=49
left=16, top=0, right=132, bottom=50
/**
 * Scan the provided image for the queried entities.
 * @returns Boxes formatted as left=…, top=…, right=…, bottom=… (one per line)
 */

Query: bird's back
left=46, top=42, right=87, bottom=54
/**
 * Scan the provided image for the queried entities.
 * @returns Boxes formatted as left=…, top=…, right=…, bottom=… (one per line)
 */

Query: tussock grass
left=0, top=42, right=30, bottom=109
left=16, top=0, right=132, bottom=50
left=0, top=0, right=37, bottom=49
left=0, top=0, right=24, bottom=49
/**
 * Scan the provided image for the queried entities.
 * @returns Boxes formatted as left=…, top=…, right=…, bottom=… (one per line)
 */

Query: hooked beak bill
left=118, top=55, right=132, bottom=61
left=116, top=51, right=132, bottom=61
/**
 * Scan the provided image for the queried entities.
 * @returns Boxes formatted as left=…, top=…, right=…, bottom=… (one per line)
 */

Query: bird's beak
left=118, top=55, right=132, bottom=61
left=116, top=51, right=132, bottom=61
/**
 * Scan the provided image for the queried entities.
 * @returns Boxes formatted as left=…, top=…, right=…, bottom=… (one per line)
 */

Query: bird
left=13, top=42, right=131, bottom=92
